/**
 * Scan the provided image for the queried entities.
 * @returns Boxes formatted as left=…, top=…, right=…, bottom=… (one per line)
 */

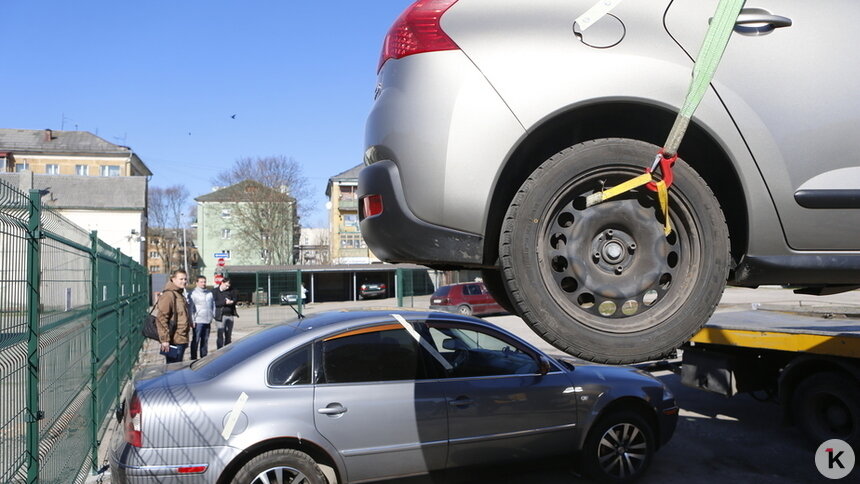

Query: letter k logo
left=826, top=448, right=845, bottom=469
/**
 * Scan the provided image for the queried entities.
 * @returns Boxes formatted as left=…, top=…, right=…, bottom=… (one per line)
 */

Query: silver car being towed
left=110, top=310, right=677, bottom=483
left=360, top=0, right=860, bottom=365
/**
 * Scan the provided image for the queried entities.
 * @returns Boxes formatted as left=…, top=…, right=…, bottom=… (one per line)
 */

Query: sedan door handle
left=730, top=8, right=792, bottom=35
left=448, top=397, right=475, bottom=407
left=317, top=403, right=347, bottom=416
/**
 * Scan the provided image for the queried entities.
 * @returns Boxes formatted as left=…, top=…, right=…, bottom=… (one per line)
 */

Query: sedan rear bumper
left=110, top=442, right=239, bottom=483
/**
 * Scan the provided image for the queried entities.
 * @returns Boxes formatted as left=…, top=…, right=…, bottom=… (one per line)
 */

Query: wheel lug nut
left=594, top=251, right=601, bottom=259
left=615, top=265, right=623, bottom=274
left=605, top=230, right=614, bottom=239
left=629, top=243, right=636, bottom=252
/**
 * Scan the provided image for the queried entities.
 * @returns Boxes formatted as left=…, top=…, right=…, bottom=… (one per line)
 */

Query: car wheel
left=457, top=304, right=473, bottom=316
left=481, top=269, right=516, bottom=313
left=234, top=449, right=326, bottom=484
left=792, top=372, right=860, bottom=447
left=582, top=410, right=655, bottom=483
left=500, top=138, right=729, bottom=363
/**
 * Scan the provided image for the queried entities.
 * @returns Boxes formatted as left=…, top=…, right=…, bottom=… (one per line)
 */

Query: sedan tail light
left=380, top=284, right=387, bottom=290
left=378, top=0, right=460, bottom=72
left=125, top=393, right=142, bottom=447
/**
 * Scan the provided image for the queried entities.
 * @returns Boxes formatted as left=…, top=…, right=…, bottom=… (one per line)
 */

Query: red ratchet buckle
left=645, top=149, right=678, bottom=192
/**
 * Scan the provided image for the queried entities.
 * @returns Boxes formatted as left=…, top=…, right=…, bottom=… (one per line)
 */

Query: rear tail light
left=378, top=0, right=460, bottom=72
left=380, top=284, right=387, bottom=290
left=361, top=194, right=384, bottom=219
left=361, top=284, right=367, bottom=290
left=125, top=393, right=142, bottom=447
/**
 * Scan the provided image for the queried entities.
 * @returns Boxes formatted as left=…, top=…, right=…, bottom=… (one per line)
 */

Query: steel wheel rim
left=812, top=393, right=853, bottom=436
left=597, top=422, right=649, bottom=479
left=251, top=466, right=308, bottom=484
left=537, top=165, right=702, bottom=333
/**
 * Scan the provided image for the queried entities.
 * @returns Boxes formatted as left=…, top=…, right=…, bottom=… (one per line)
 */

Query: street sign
left=214, top=273, right=223, bottom=285
left=214, top=252, right=230, bottom=259
left=217, top=258, right=226, bottom=267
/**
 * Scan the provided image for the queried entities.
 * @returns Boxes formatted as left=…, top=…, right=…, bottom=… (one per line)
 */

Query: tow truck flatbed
left=691, top=309, right=860, bottom=358
left=681, top=307, right=860, bottom=446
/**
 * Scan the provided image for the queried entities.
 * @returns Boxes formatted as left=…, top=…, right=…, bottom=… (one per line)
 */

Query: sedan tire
left=235, top=449, right=326, bottom=484
left=500, top=138, right=730, bottom=363
left=581, top=410, right=655, bottom=483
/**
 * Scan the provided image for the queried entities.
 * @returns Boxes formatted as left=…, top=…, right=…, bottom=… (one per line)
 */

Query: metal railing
left=0, top=180, right=148, bottom=483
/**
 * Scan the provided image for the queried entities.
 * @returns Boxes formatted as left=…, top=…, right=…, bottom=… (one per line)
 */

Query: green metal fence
left=395, top=268, right=436, bottom=307
left=0, top=180, right=148, bottom=483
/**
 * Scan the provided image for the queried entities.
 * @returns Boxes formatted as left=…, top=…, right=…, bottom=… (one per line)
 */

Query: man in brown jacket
left=156, top=269, right=192, bottom=363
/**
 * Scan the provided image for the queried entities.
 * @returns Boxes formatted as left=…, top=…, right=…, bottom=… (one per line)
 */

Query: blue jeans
left=190, top=323, right=211, bottom=359
left=217, top=316, right=234, bottom=349
left=164, top=343, right=187, bottom=364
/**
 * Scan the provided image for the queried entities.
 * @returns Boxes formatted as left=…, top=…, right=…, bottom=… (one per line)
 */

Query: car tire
left=457, top=304, right=473, bottom=316
left=234, top=449, right=326, bottom=484
left=581, top=410, right=655, bottom=483
left=500, top=138, right=729, bottom=363
left=792, top=372, right=860, bottom=447
left=481, top=269, right=516, bottom=314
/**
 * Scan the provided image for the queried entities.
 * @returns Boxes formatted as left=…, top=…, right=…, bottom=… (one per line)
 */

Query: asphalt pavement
left=90, top=286, right=860, bottom=483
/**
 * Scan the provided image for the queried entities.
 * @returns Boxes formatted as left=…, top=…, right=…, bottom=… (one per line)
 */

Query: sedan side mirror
left=538, top=356, right=552, bottom=376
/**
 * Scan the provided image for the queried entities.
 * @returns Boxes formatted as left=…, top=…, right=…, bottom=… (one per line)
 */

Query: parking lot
left=93, top=286, right=858, bottom=483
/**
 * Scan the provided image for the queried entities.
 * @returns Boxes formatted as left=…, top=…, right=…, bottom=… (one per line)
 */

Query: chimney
left=43, top=129, right=53, bottom=142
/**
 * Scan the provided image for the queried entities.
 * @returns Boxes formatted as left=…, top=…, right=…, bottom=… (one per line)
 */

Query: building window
left=45, top=164, right=59, bottom=174
left=221, top=209, right=231, bottom=219
left=340, top=233, right=366, bottom=249
left=149, top=266, right=161, bottom=273
left=14, top=163, right=28, bottom=172
left=75, top=165, right=89, bottom=176
left=221, top=228, right=231, bottom=239
left=343, top=214, right=359, bottom=228
left=100, top=165, right=120, bottom=176
left=149, top=251, right=160, bottom=259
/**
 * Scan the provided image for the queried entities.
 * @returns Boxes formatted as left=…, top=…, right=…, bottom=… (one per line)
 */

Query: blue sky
left=2, top=0, right=413, bottom=227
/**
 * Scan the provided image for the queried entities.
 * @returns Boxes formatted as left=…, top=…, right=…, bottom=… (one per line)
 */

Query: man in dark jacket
left=212, top=277, right=238, bottom=348
left=156, top=270, right=192, bottom=363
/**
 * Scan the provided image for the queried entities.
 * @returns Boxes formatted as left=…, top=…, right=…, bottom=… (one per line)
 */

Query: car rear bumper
left=110, top=441, right=239, bottom=483
left=358, top=160, right=485, bottom=267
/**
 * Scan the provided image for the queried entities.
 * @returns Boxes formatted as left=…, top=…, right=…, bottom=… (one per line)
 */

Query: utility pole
left=182, top=227, right=189, bottom=273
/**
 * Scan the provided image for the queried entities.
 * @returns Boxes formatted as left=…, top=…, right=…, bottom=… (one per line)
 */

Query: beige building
left=0, top=129, right=151, bottom=262
left=326, top=164, right=378, bottom=264
left=1, top=128, right=151, bottom=177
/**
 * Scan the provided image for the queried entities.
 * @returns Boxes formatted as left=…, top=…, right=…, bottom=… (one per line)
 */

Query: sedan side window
left=428, top=324, right=539, bottom=378
left=268, top=345, right=312, bottom=386
left=320, top=326, right=431, bottom=383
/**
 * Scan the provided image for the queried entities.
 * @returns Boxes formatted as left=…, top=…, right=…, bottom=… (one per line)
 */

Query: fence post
left=296, top=270, right=303, bottom=316
left=396, top=268, right=403, bottom=307
left=25, top=190, right=42, bottom=484
left=90, top=231, right=99, bottom=472
left=115, top=248, right=122, bottom=404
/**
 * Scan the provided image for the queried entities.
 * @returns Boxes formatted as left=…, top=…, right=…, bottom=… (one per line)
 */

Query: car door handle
left=730, top=8, right=792, bottom=35
left=317, top=403, right=348, bottom=415
left=448, top=397, right=474, bottom=407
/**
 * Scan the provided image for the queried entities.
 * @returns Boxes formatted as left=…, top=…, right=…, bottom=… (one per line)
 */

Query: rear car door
left=426, top=321, right=578, bottom=468
left=667, top=1, right=860, bottom=250
left=462, top=284, right=484, bottom=313
left=313, top=324, right=448, bottom=482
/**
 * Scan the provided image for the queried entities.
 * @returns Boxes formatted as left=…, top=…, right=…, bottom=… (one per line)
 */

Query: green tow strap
left=663, top=0, right=746, bottom=157
left=585, top=0, right=746, bottom=214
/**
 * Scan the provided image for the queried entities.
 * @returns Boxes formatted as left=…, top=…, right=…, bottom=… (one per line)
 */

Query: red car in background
left=430, top=282, right=507, bottom=317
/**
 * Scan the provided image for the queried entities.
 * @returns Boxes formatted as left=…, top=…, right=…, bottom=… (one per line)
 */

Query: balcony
left=338, top=198, right=358, bottom=210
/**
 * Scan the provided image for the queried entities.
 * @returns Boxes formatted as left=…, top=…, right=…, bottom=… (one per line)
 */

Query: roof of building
left=0, top=128, right=152, bottom=176
left=325, top=163, right=363, bottom=197
left=195, top=179, right=296, bottom=203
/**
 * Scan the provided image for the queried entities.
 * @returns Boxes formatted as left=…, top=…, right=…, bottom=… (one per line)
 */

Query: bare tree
left=148, top=185, right=190, bottom=273
left=212, top=155, right=310, bottom=220
left=212, top=156, right=307, bottom=266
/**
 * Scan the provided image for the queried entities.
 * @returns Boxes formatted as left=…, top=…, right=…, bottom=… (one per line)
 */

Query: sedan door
left=426, top=322, right=579, bottom=468
left=312, top=324, right=448, bottom=482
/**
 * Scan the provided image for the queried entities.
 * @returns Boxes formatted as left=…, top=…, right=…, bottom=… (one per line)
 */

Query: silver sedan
left=110, top=310, right=677, bottom=483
